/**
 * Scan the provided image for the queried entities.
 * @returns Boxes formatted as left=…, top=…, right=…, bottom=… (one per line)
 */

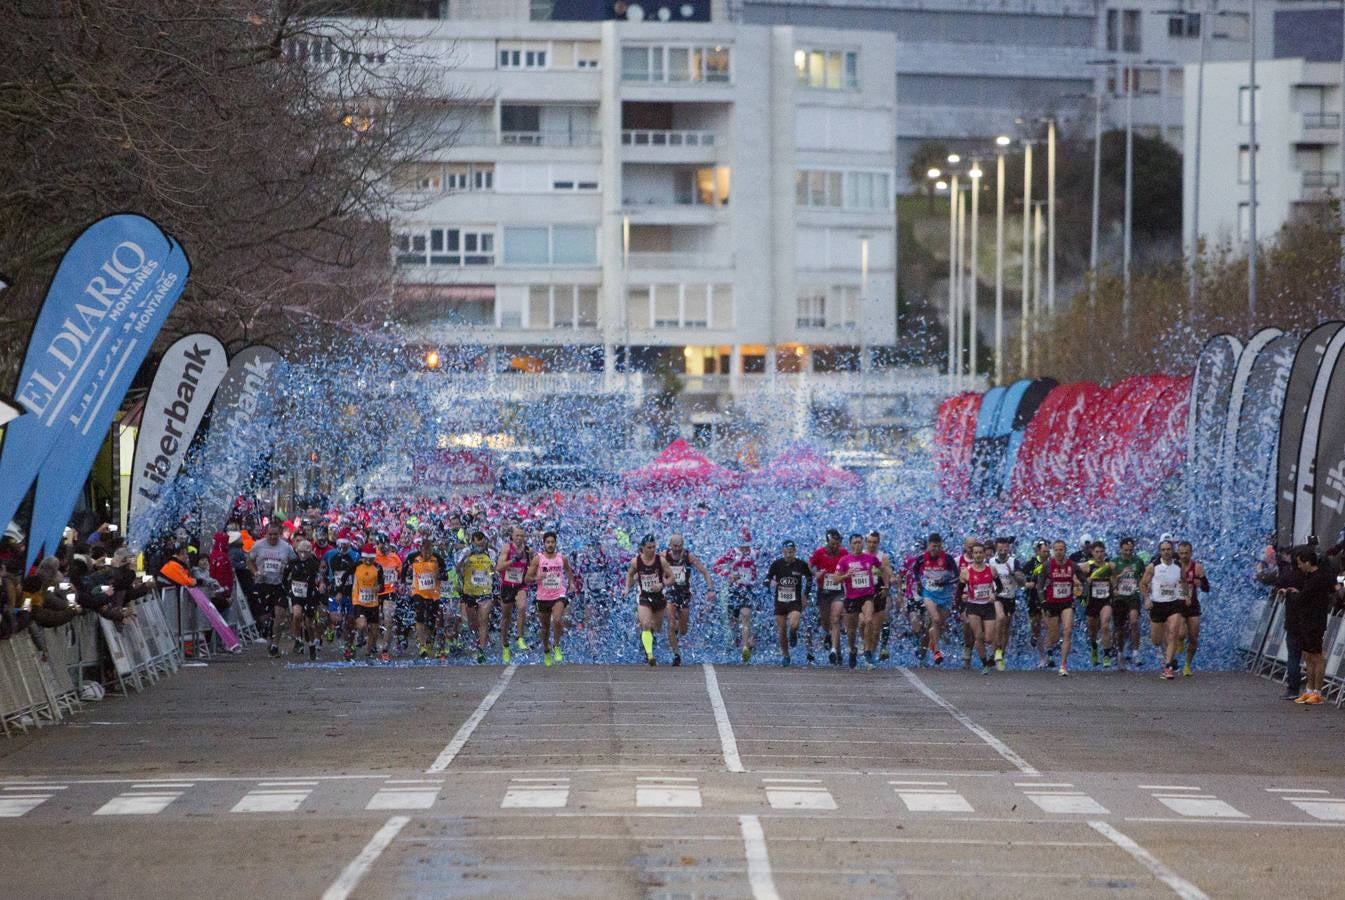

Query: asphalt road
left=4, top=652, right=1344, bottom=900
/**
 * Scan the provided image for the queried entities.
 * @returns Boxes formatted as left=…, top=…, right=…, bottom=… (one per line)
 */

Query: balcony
left=622, top=129, right=716, bottom=148
left=501, top=130, right=599, bottom=147
left=625, top=251, right=733, bottom=270
left=621, top=129, right=720, bottom=164
left=1304, top=112, right=1341, bottom=130
left=1301, top=170, right=1340, bottom=199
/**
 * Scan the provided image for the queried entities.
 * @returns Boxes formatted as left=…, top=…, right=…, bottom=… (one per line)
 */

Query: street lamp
left=994, top=136, right=1009, bottom=385
left=1019, top=138, right=1033, bottom=374
left=968, top=162, right=983, bottom=379
left=859, top=234, right=871, bottom=373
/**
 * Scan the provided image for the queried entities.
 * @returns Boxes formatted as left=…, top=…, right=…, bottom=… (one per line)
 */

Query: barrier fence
left=1239, top=589, right=1345, bottom=706
left=1, top=584, right=256, bottom=736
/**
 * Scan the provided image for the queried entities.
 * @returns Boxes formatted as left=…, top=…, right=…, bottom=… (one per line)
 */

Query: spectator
left=1287, top=549, right=1337, bottom=705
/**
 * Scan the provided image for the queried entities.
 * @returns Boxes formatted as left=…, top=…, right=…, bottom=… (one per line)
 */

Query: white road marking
left=259, top=781, right=318, bottom=787
left=321, top=815, right=410, bottom=900
left=1139, top=785, right=1201, bottom=791
left=1018, top=782, right=1072, bottom=788
left=897, top=667, right=1040, bottom=775
left=765, top=778, right=837, bottom=810
left=2, top=785, right=66, bottom=791
left=702, top=664, right=744, bottom=773
left=889, top=780, right=952, bottom=786
left=425, top=664, right=516, bottom=773
left=502, top=778, right=570, bottom=809
left=896, top=789, right=975, bottom=813
left=232, top=788, right=312, bottom=813
left=0, top=797, right=52, bottom=817
left=1152, top=794, right=1246, bottom=818
left=95, top=792, right=184, bottom=815
left=1289, top=800, right=1345, bottom=820
left=738, top=814, right=782, bottom=900
left=637, top=776, right=702, bottom=808
left=1025, top=792, right=1110, bottom=815
left=1089, top=820, right=1209, bottom=900
left=1266, top=787, right=1330, bottom=794
left=366, top=789, right=439, bottom=811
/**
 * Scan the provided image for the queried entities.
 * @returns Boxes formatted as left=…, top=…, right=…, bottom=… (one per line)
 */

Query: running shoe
left=502, top=646, right=512, bottom=665
left=932, top=650, right=944, bottom=666
left=848, top=650, right=857, bottom=670
left=323, top=628, right=336, bottom=644
left=268, top=644, right=280, bottom=658
left=1161, top=666, right=1175, bottom=680
left=1305, top=691, right=1325, bottom=705
left=418, top=645, right=430, bottom=660
left=1090, top=646, right=1100, bottom=666
left=1294, top=691, right=1313, bottom=704
left=1036, top=658, right=1050, bottom=669
left=543, top=650, right=553, bottom=667
left=343, top=646, right=354, bottom=662
left=789, top=627, right=798, bottom=648
left=1182, top=663, right=1192, bottom=677
left=781, top=656, right=791, bottom=668
left=916, top=645, right=927, bottom=663
left=829, top=649, right=840, bottom=666
left=647, top=652, right=657, bottom=667
left=379, top=650, right=390, bottom=663
left=862, top=652, right=875, bottom=670
left=806, top=652, right=815, bottom=665
left=309, top=643, right=318, bottom=662
left=553, top=647, right=564, bottom=664
left=515, top=637, right=528, bottom=652
left=742, top=646, right=752, bottom=663
left=476, top=649, right=486, bottom=664
left=962, top=655, right=971, bottom=670
left=994, top=649, right=1005, bottom=671
left=1102, top=653, right=1113, bottom=669
left=672, top=653, right=681, bottom=667
left=1058, top=665, right=1069, bottom=677
left=293, top=639, right=304, bottom=655
left=879, top=648, right=890, bottom=661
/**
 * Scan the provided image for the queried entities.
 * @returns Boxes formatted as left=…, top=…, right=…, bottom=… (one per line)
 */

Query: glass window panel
left=845, top=51, right=858, bottom=88
left=577, top=287, right=598, bottom=326
left=827, top=171, right=843, bottom=207
left=654, top=285, right=680, bottom=327
left=705, top=47, right=730, bottom=82
left=684, top=285, right=708, bottom=327
left=622, top=47, right=649, bottom=81
left=796, top=171, right=808, bottom=205
left=809, top=171, right=826, bottom=206
left=651, top=47, right=664, bottom=81
left=668, top=47, right=690, bottom=82
left=627, top=287, right=651, bottom=329
left=553, top=286, right=576, bottom=327
left=808, top=51, right=824, bottom=88
left=711, top=284, right=732, bottom=328
left=825, top=51, right=842, bottom=89
left=430, top=229, right=444, bottom=252
left=504, top=226, right=549, bottom=264
left=552, top=225, right=596, bottom=265
left=844, top=173, right=859, bottom=208
left=552, top=41, right=575, bottom=67
left=528, top=285, right=551, bottom=329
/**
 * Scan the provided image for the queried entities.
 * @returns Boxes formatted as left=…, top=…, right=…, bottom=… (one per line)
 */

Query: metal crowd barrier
left=1241, top=588, right=1345, bottom=705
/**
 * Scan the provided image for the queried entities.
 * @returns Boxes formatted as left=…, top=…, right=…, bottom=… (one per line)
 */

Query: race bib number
left=417, top=573, right=436, bottom=591
left=291, top=582, right=308, bottom=598
left=922, top=572, right=945, bottom=590
left=1118, top=575, right=1138, bottom=595
left=823, top=574, right=842, bottom=591
left=972, top=582, right=994, bottom=602
left=1179, top=583, right=1193, bottom=600
left=1158, top=583, right=1177, bottom=600
left=778, top=584, right=797, bottom=603
left=1091, top=581, right=1111, bottom=599
left=1052, top=582, right=1072, bottom=600
left=262, top=558, right=282, bottom=577
left=381, top=566, right=397, bottom=581
left=504, top=566, right=524, bottom=586
left=670, top=566, right=687, bottom=585
left=358, top=587, right=376, bottom=604
left=542, top=573, right=563, bottom=590
left=732, top=569, right=751, bottom=586
left=851, top=571, right=872, bottom=590
left=471, top=570, right=490, bottom=589
left=640, top=574, right=661, bottom=593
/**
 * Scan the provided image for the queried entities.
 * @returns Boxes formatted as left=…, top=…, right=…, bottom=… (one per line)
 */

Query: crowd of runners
left=219, top=503, right=1213, bottom=678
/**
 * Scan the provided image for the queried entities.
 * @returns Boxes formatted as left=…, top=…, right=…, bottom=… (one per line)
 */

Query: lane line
left=426, top=664, right=516, bottom=773
left=1266, top=787, right=1329, bottom=794
left=322, top=815, right=410, bottom=900
left=896, top=668, right=1040, bottom=775
left=703, top=664, right=744, bottom=773
left=1089, top=821, right=1208, bottom=900
left=1138, top=785, right=1201, bottom=791
left=738, top=814, right=782, bottom=900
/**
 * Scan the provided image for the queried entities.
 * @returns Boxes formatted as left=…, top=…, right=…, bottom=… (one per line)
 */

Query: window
left=626, top=284, right=731, bottom=329
left=576, top=42, right=600, bottom=69
left=394, top=228, right=495, bottom=266
left=654, top=285, right=680, bottom=327
left=522, top=285, right=597, bottom=329
left=501, top=104, right=541, bottom=137
left=1137, top=67, right=1161, bottom=96
left=502, top=225, right=598, bottom=266
left=829, top=286, right=859, bottom=329
left=529, top=0, right=553, bottom=21
left=683, top=285, right=708, bottom=328
left=796, top=170, right=892, bottom=210
left=1239, top=86, right=1262, bottom=124
left=443, top=163, right=493, bottom=192
left=1106, top=9, right=1118, bottom=52
left=627, top=287, right=651, bottom=329
left=1237, top=202, right=1257, bottom=241
left=621, top=44, right=731, bottom=84
left=577, top=287, right=599, bottom=327
left=394, top=163, right=443, bottom=193
left=1237, top=145, right=1259, bottom=184
left=499, top=42, right=548, bottom=69
left=794, top=49, right=859, bottom=90
left=1123, top=9, right=1141, bottom=53
left=797, top=292, right=826, bottom=329
left=1168, top=12, right=1200, bottom=37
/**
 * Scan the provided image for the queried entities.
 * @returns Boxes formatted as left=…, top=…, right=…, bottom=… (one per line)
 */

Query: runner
left=457, top=530, right=497, bottom=663
left=1081, top=540, right=1115, bottom=668
left=1110, top=537, right=1145, bottom=671
left=661, top=534, right=715, bottom=667
left=987, top=536, right=1024, bottom=671
left=713, top=530, right=759, bottom=663
left=1140, top=539, right=1184, bottom=679
left=899, top=538, right=929, bottom=662
left=347, top=545, right=384, bottom=662
left=1037, top=539, right=1081, bottom=676
left=282, top=539, right=322, bottom=661
left=402, top=534, right=448, bottom=659
left=809, top=529, right=847, bottom=666
left=836, top=533, right=880, bottom=669
left=626, top=534, right=672, bottom=665
left=864, top=531, right=895, bottom=663
left=322, top=536, right=359, bottom=645
left=525, top=530, right=574, bottom=666
left=1175, top=540, right=1209, bottom=677
left=959, top=542, right=1003, bottom=673
left=765, top=540, right=811, bottom=667
left=248, top=522, right=296, bottom=658
left=955, top=536, right=978, bottom=668
left=912, top=533, right=959, bottom=666
left=374, top=534, right=402, bottom=662
left=496, top=526, right=533, bottom=658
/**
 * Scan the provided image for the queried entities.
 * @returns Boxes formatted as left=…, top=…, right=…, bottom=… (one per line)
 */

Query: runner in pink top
left=525, top=530, right=573, bottom=667
left=836, top=534, right=880, bottom=670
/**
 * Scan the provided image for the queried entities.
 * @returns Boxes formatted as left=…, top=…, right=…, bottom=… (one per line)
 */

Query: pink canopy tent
left=751, top=446, right=861, bottom=489
left=623, top=439, right=742, bottom=490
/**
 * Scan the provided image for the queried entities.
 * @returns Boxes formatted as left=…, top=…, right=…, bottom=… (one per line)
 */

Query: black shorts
left=1042, top=601, right=1072, bottom=619
left=460, top=593, right=490, bottom=609
left=1112, top=596, right=1140, bottom=617
left=1181, top=598, right=1202, bottom=618
left=536, top=597, right=567, bottom=611
left=638, top=593, right=667, bottom=612
left=728, top=588, right=754, bottom=614
left=774, top=599, right=803, bottom=617
left=819, top=589, right=844, bottom=609
left=905, top=595, right=925, bottom=616
left=500, top=584, right=527, bottom=604
left=871, top=594, right=888, bottom=614
left=1298, top=615, right=1328, bottom=654
left=964, top=601, right=997, bottom=620
left=1085, top=595, right=1113, bottom=618
left=1026, top=592, right=1042, bottom=616
left=413, top=597, right=438, bottom=625
left=667, top=589, right=691, bottom=609
left=998, top=595, right=1016, bottom=617
left=1149, top=600, right=1181, bottom=623
left=289, top=594, right=321, bottom=617
left=257, top=583, right=285, bottom=606
left=843, top=595, right=872, bottom=615
left=351, top=604, right=381, bottom=625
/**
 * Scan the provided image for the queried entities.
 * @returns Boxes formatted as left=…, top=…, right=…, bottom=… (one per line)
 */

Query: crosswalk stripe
left=366, top=789, right=439, bottom=811
left=502, top=777, right=570, bottom=809
left=0, top=797, right=51, bottom=817
left=895, top=789, right=974, bottom=813
left=1287, top=799, right=1345, bottom=821
left=95, top=792, right=184, bottom=816
left=1025, top=792, right=1109, bottom=815
left=233, top=788, right=312, bottom=813
left=1150, top=791, right=1246, bottom=819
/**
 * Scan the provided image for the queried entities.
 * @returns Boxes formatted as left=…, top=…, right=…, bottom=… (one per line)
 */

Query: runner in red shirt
left=958, top=542, right=1004, bottom=673
left=809, top=529, right=848, bottom=666
left=713, top=529, right=759, bottom=663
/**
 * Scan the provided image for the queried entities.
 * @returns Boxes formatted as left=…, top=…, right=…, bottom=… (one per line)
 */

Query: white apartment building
left=375, top=16, right=900, bottom=395
left=1183, top=54, right=1342, bottom=247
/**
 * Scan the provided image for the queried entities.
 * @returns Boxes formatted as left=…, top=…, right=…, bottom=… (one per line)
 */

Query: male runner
left=248, top=522, right=296, bottom=658
left=1024, top=539, right=1051, bottom=666
left=1037, top=539, right=1081, bottom=676
left=899, top=539, right=929, bottom=662
left=714, top=531, right=759, bottom=663
left=1175, top=540, right=1209, bottom=676
left=959, top=542, right=1004, bottom=673
left=1110, top=537, right=1145, bottom=670
left=912, top=533, right=959, bottom=665
left=836, top=534, right=880, bottom=669
left=988, top=536, right=1024, bottom=670
left=955, top=536, right=978, bottom=668
left=497, top=526, right=533, bottom=657
left=1140, top=539, right=1184, bottom=679
left=347, top=546, right=384, bottom=662
left=766, top=540, right=812, bottom=667
left=283, top=539, right=322, bottom=660
left=457, top=531, right=497, bottom=663
left=1081, top=540, right=1115, bottom=668
left=322, top=536, right=359, bottom=644
left=662, top=534, right=715, bottom=667
left=627, top=534, right=672, bottom=665
left=864, top=531, right=895, bottom=662
left=403, top=534, right=448, bottom=659
left=374, top=534, right=402, bottom=662
left=526, top=530, right=574, bottom=666
left=809, top=529, right=847, bottom=666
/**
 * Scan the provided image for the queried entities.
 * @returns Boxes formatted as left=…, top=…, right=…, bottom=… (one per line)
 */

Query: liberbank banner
left=128, top=333, right=228, bottom=548
left=195, top=345, right=283, bottom=532
left=0, top=215, right=189, bottom=561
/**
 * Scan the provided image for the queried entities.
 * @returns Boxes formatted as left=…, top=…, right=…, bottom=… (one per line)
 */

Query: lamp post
left=859, top=234, right=871, bottom=373
left=1090, top=89, right=1102, bottom=307
left=968, top=160, right=983, bottom=379
left=945, top=172, right=958, bottom=385
left=1019, top=139, right=1033, bottom=375
left=1248, top=0, right=1259, bottom=323
left=994, top=135, right=1010, bottom=384
left=1046, top=119, right=1056, bottom=316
